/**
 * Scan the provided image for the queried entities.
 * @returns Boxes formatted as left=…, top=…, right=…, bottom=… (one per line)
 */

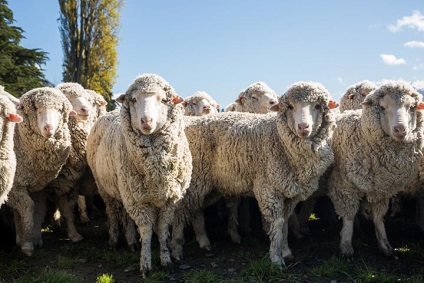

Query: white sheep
left=230, top=81, right=278, bottom=113
left=87, top=74, right=192, bottom=276
left=295, top=80, right=378, bottom=236
left=183, top=91, right=220, bottom=116
left=0, top=86, right=23, bottom=206
left=6, top=87, right=75, bottom=256
left=41, top=83, right=97, bottom=243
left=328, top=80, right=424, bottom=258
left=171, top=81, right=338, bottom=268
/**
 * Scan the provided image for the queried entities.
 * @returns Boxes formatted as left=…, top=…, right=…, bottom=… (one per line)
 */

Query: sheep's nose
left=298, top=123, right=310, bottom=131
left=81, top=107, right=88, bottom=113
left=141, top=117, right=153, bottom=125
left=203, top=105, right=211, bottom=110
left=394, top=125, right=406, bottom=136
left=270, top=99, right=277, bottom=105
left=43, top=124, right=53, bottom=137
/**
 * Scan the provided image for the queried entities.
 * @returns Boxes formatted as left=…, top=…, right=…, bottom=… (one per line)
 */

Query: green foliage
left=14, top=268, right=79, bottom=283
left=309, top=256, right=348, bottom=279
left=58, top=0, right=123, bottom=111
left=95, top=273, right=115, bottom=283
left=0, top=0, right=48, bottom=97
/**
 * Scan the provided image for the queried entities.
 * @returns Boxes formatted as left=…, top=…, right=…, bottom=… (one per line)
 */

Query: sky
left=8, top=1, right=424, bottom=108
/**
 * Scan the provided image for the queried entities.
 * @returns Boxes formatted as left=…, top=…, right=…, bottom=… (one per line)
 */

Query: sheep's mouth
left=202, top=109, right=211, bottom=114
left=297, top=130, right=311, bottom=139
left=77, top=114, right=90, bottom=120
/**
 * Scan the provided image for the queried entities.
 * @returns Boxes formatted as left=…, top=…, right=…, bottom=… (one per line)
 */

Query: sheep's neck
left=0, top=120, right=15, bottom=160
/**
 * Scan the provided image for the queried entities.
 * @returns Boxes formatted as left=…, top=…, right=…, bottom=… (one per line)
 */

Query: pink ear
left=182, top=101, right=188, bottom=107
left=328, top=100, right=339, bottom=109
left=100, top=100, right=107, bottom=106
left=172, top=96, right=184, bottom=104
left=418, top=103, right=424, bottom=110
left=69, top=110, right=77, bottom=116
left=7, top=113, right=23, bottom=123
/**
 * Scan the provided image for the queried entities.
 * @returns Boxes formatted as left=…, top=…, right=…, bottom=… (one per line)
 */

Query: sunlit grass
left=308, top=213, right=320, bottom=221
left=95, top=273, right=115, bottom=283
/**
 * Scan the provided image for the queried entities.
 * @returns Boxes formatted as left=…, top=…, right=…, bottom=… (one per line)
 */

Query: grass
left=183, top=270, right=227, bottom=283
left=309, top=256, right=349, bottom=279
left=13, top=268, right=79, bottom=283
left=95, top=273, right=115, bottom=283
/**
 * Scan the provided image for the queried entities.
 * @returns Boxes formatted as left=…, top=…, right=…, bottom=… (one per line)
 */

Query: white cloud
left=412, top=80, right=424, bottom=90
left=380, top=54, right=406, bottom=65
left=388, top=10, right=424, bottom=33
left=404, top=41, right=424, bottom=48
left=337, top=77, right=343, bottom=83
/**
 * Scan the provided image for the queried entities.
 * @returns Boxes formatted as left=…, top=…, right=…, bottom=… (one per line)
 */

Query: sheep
left=41, top=82, right=97, bottom=243
left=328, top=80, right=424, bottom=258
left=224, top=102, right=236, bottom=112
left=339, top=80, right=377, bottom=112
left=6, top=87, right=75, bottom=256
left=0, top=86, right=23, bottom=206
left=295, top=80, right=378, bottom=235
left=171, top=81, right=338, bottom=268
left=86, top=74, right=192, bottom=276
left=232, top=81, right=278, bottom=113
left=183, top=91, right=220, bottom=116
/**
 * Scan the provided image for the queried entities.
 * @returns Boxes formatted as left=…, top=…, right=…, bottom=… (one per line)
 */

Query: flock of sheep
left=0, top=75, right=423, bottom=277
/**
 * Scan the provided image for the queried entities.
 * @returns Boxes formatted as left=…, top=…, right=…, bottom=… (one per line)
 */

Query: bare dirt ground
left=1, top=196, right=424, bottom=282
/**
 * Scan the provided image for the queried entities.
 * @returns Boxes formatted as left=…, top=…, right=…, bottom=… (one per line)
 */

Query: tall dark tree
left=59, top=0, right=123, bottom=110
left=0, top=0, right=48, bottom=97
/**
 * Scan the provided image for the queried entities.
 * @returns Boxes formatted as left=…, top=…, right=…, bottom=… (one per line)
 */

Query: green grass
left=57, top=255, right=76, bottom=269
left=183, top=270, right=227, bottom=283
left=95, top=273, right=115, bottom=283
left=309, top=256, right=349, bottom=279
left=13, top=268, right=79, bottom=283
left=242, top=256, right=287, bottom=282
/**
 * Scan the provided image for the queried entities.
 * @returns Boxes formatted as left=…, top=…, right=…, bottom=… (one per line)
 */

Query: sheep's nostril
left=270, top=100, right=277, bottom=105
left=141, top=117, right=153, bottom=125
left=298, top=123, right=310, bottom=131
left=394, top=125, right=406, bottom=135
left=81, top=107, right=88, bottom=113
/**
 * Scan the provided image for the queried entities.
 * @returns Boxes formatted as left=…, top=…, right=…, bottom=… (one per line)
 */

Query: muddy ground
left=0, top=196, right=424, bottom=282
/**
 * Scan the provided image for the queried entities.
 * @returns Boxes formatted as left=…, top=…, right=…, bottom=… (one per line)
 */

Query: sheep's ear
left=69, top=110, right=77, bottom=116
left=216, top=104, right=221, bottom=110
left=328, top=100, right=339, bottom=109
left=182, top=101, right=188, bottom=107
left=270, top=102, right=282, bottom=112
left=172, top=96, right=184, bottom=104
left=16, top=104, right=24, bottom=111
left=7, top=113, right=23, bottom=123
left=417, top=103, right=424, bottom=110
left=100, top=100, right=107, bottom=106
left=116, top=94, right=128, bottom=108
left=235, top=97, right=243, bottom=105
left=361, top=99, right=373, bottom=107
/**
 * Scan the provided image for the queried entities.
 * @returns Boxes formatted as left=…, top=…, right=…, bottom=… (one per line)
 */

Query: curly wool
left=0, top=91, right=19, bottom=206
left=340, top=81, right=377, bottom=112
left=173, top=81, right=335, bottom=263
left=235, top=81, right=277, bottom=113
left=329, top=81, right=424, bottom=219
left=184, top=91, right=219, bottom=116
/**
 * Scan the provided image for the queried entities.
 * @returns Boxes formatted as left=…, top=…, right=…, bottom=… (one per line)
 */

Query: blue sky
left=9, top=1, right=424, bottom=108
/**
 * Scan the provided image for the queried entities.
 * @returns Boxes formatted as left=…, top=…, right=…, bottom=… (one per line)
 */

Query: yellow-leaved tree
left=58, top=0, right=123, bottom=110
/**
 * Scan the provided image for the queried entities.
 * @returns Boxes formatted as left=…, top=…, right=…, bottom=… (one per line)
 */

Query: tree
left=58, top=0, right=123, bottom=110
left=0, top=0, right=48, bottom=97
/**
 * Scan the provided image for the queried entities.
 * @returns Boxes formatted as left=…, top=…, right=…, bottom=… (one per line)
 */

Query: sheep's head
left=86, top=89, right=107, bottom=118
left=340, top=80, right=377, bottom=112
left=0, top=95, right=23, bottom=126
left=272, top=82, right=338, bottom=139
left=362, top=81, right=424, bottom=142
left=56, top=82, right=94, bottom=122
left=235, top=82, right=278, bottom=114
left=117, top=74, right=183, bottom=135
left=183, top=91, right=220, bottom=116
left=18, top=87, right=75, bottom=138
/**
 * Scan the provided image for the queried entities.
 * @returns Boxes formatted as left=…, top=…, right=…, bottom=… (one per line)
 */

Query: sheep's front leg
left=58, top=191, right=83, bottom=242
left=254, top=189, right=285, bottom=268
left=282, top=198, right=300, bottom=259
left=77, top=195, right=90, bottom=224
left=170, top=210, right=185, bottom=260
left=371, top=198, right=394, bottom=257
left=156, top=203, right=176, bottom=272
left=99, top=191, right=122, bottom=250
left=122, top=210, right=139, bottom=251
left=31, top=191, right=47, bottom=248
left=8, top=190, right=34, bottom=256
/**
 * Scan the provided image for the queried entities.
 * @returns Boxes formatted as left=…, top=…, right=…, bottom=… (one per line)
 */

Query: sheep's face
left=285, top=101, right=325, bottom=139
left=35, top=105, right=64, bottom=138
left=128, top=89, right=170, bottom=135
left=185, top=98, right=219, bottom=116
left=374, top=94, right=420, bottom=142
left=237, top=91, right=278, bottom=114
left=66, top=95, right=94, bottom=121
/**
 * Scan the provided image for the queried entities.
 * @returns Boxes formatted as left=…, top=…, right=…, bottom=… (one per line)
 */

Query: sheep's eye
left=287, top=104, right=294, bottom=110
left=192, top=102, right=197, bottom=106
left=251, top=96, right=258, bottom=100
left=380, top=106, right=385, bottom=110
left=131, top=97, right=136, bottom=103
left=315, top=104, right=321, bottom=110
left=161, top=98, right=169, bottom=104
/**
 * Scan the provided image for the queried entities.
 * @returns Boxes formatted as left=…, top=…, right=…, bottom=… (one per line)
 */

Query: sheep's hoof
left=21, top=242, right=34, bottom=257
left=171, top=247, right=183, bottom=261
left=109, top=242, right=119, bottom=251
left=230, top=234, right=241, bottom=244
left=140, top=267, right=151, bottom=278
left=163, top=262, right=175, bottom=274
left=69, top=233, right=84, bottom=242
left=129, top=242, right=140, bottom=252
left=340, top=253, right=354, bottom=262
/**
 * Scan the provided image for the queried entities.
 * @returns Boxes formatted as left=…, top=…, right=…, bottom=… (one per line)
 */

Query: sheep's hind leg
left=77, top=195, right=90, bottom=224
left=226, top=196, right=241, bottom=244
left=58, top=191, right=83, bottom=242
left=340, top=217, right=355, bottom=259
left=371, top=198, right=395, bottom=257
left=170, top=211, right=185, bottom=260
left=100, top=192, right=122, bottom=250
left=191, top=209, right=211, bottom=250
